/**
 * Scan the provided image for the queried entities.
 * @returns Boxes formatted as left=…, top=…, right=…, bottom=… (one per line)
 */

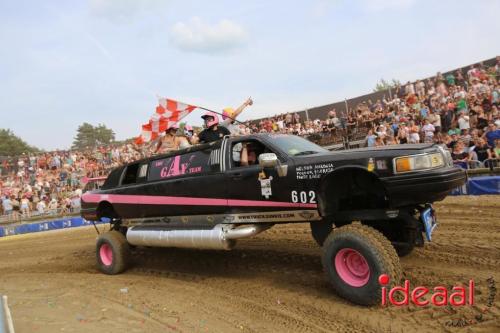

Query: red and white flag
left=135, top=98, right=198, bottom=144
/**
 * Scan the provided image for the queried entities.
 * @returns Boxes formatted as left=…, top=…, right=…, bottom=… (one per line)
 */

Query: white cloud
left=169, top=17, right=247, bottom=54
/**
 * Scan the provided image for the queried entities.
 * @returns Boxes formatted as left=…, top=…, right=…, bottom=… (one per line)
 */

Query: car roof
left=120, top=133, right=294, bottom=168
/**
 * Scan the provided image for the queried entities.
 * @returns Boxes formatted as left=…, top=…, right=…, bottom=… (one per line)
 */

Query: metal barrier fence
left=454, top=158, right=500, bottom=170
left=304, top=126, right=369, bottom=148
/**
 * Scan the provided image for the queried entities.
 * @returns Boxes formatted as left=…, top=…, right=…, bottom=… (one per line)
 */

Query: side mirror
left=258, top=153, right=278, bottom=168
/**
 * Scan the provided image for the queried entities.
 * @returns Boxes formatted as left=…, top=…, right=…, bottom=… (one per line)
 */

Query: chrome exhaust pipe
left=225, top=224, right=272, bottom=239
left=126, top=224, right=272, bottom=250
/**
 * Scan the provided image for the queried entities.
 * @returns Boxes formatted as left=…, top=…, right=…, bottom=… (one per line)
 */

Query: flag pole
left=196, top=106, right=250, bottom=128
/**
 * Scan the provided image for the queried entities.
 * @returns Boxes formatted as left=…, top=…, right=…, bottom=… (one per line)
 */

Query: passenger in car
left=199, top=97, right=254, bottom=143
left=184, top=124, right=199, bottom=145
left=199, top=112, right=231, bottom=143
left=240, top=143, right=256, bottom=166
left=240, top=142, right=266, bottom=166
left=222, top=97, right=253, bottom=135
left=155, top=124, right=180, bottom=154
left=176, top=129, right=192, bottom=149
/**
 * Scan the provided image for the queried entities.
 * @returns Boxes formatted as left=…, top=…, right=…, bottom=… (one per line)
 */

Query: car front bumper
left=381, top=166, right=467, bottom=207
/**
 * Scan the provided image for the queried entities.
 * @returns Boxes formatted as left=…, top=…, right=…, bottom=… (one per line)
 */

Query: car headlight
left=393, top=153, right=444, bottom=173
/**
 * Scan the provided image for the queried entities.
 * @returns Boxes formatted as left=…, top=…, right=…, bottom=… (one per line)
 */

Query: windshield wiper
left=293, top=150, right=319, bottom=156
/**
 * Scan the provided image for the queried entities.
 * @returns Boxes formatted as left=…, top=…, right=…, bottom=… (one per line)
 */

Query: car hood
left=290, top=144, right=438, bottom=166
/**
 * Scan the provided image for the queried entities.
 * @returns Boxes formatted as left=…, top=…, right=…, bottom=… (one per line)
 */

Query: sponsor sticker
left=259, top=177, right=273, bottom=199
left=296, top=163, right=334, bottom=180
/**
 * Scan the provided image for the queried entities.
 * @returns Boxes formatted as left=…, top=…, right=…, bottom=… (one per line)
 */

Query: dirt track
left=0, top=196, right=499, bottom=333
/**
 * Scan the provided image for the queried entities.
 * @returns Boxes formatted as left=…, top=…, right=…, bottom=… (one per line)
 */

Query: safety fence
left=451, top=175, right=500, bottom=195
left=0, top=216, right=105, bottom=238
left=453, top=159, right=500, bottom=170
left=0, top=207, right=81, bottom=226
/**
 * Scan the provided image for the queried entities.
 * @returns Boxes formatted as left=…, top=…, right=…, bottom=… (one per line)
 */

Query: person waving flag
left=135, top=98, right=198, bottom=144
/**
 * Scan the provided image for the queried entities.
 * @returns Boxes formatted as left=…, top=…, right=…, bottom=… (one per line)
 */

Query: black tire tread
left=351, top=223, right=403, bottom=282
left=322, top=222, right=402, bottom=305
left=96, top=230, right=130, bottom=275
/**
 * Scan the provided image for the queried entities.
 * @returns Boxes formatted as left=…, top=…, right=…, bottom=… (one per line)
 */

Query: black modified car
left=82, top=134, right=466, bottom=305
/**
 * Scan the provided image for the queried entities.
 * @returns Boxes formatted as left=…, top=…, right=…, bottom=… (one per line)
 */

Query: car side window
left=101, top=167, right=124, bottom=189
left=148, top=148, right=212, bottom=181
left=121, top=163, right=139, bottom=185
left=137, top=163, right=148, bottom=183
left=231, top=140, right=269, bottom=168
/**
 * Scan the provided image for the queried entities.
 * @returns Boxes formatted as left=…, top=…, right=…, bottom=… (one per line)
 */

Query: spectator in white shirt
left=457, top=111, right=470, bottom=130
left=422, top=119, right=435, bottom=143
left=36, top=200, right=46, bottom=214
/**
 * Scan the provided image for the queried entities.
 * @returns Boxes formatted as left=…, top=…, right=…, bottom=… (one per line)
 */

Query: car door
left=224, top=137, right=299, bottom=218
left=110, top=145, right=227, bottom=219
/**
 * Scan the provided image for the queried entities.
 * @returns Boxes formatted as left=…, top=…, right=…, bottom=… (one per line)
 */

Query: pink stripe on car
left=82, top=193, right=317, bottom=208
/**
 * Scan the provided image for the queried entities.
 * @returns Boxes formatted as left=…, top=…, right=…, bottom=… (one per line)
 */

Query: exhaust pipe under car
left=126, top=224, right=272, bottom=250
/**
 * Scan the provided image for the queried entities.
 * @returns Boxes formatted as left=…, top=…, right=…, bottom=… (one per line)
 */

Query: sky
left=0, top=0, right=499, bottom=150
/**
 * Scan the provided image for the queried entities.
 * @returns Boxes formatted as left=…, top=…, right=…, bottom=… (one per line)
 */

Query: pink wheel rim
left=100, top=243, right=113, bottom=266
left=334, top=248, right=370, bottom=287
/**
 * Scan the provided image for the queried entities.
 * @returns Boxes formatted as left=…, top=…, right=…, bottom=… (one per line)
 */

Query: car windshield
left=83, top=178, right=106, bottom=192
left=268, top=135, right=329, bottom=156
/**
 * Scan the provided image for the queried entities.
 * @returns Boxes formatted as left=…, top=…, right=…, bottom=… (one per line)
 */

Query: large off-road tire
left=322, top=223, right=402, bottom=306
left=96, top=231, right=130, bottom=275
left=310, top=221, right=333, bottom=246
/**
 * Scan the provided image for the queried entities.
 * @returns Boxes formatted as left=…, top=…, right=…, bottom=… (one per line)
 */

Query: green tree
left=72, top=123, right=115, bottom=150
left=0, top=129, right=39, bottom=156
left=373, top=78, right=401, bottom=92
left=95, top=124, right=115, bottom=145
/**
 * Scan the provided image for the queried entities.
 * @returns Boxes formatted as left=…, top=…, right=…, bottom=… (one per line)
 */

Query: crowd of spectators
left=0, top=144, right=144, bottom=221
left=250, top=109, right=355, bottom=137
left=2, top=57, right=500, bottom=222
left=247, top=59, right=500, bottom=160
left=358, top=58, right=500, bottom=168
